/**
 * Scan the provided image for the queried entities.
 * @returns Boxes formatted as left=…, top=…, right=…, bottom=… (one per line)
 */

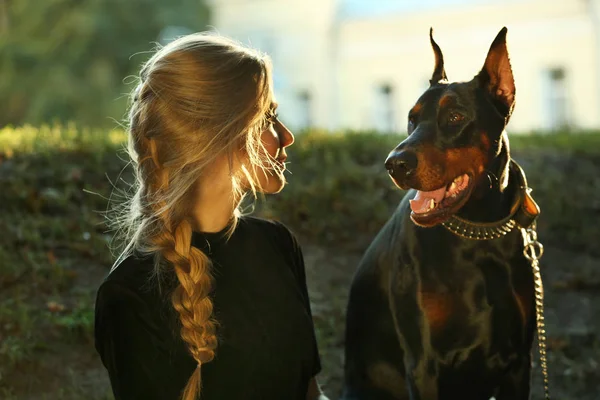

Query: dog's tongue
left=409, top=187, right=447, bottom=214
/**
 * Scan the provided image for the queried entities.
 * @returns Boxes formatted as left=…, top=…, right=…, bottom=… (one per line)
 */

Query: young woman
left=94, top=33, right=328, bottom=400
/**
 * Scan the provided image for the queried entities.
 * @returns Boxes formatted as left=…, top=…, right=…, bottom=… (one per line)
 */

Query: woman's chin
left=255, top=171, right=287, bottom=195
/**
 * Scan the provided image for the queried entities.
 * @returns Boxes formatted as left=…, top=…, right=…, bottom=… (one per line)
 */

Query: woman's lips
left=275, top=157, right=287, bottom=169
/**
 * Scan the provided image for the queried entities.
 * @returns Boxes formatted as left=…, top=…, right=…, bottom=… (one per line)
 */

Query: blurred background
left=1, top=0, right=599, bottom=399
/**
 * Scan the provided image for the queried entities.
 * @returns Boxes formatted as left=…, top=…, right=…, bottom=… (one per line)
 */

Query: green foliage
left=0, top=126, right=125, bottom=397
left=52, top=300, right=95, bottom=340
left=1, top=125, right=598, bottom=254
left=0, top=0, right=210, bottom=128
left=509, top=129, right=600, bottom=153
left=0, top=123, right=126, bottom=155
left=0, top=332, right=36, bottom=367
left=255, top=131, right=402, bottom=243
left=256, top=129, right=600, bottom=255
left=0, top=125, right=599, bottom=398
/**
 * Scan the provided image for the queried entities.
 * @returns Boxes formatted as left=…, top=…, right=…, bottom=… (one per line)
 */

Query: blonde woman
left=94, top=33, right=328, bottom=400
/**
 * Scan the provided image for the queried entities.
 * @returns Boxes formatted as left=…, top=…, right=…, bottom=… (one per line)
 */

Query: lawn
left=1, top=125, right=599, bottom=399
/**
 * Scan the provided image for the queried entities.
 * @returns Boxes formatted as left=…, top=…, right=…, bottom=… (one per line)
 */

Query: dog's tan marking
left=480, top=131, right=491, bottom=151
left=411, top=102, right=423, bottom=115
left=515, top=293, right=527, bottom=326
left=515, top=288, right=533, bottom=327
left=439, top=94, right=454, bottom=108
left=413, top=145, right=447, bottom=190
left=413, top=145, right=488, bottom=190
left=420, top=291, right=453, bottom=331
left=445, top=146, right=487, bottom=175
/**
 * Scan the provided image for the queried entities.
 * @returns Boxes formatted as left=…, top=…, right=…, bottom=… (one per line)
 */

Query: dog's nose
left=385, top=150, right=418, bottom=178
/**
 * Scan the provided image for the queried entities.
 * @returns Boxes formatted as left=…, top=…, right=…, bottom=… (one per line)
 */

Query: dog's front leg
left=403, top=361, right=438, bottom=400
left=388, top=261, right=439, bottom=400
left=494, top=354, right=532, bottom=400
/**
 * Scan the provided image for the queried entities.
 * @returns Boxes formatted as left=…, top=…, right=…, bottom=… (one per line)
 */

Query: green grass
left=2, top=124, right=599, bottom=155
left=510, top=129, right=600, bottom=153
left=256, top=129, right=600, bottom=253
left=0, top=123, right=126, bottom=155
left=0, top=124, right=125, bottom=398
left=0, top=124, right=599, bottom=398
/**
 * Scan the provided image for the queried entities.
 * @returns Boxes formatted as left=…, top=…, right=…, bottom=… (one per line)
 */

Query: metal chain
left=521, top=225, right=550, bottom=400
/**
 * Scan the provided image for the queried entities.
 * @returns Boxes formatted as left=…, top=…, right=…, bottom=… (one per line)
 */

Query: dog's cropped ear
left=477, top=27, right=515, bottom=118
left=429, top=28, right=447, bottom=85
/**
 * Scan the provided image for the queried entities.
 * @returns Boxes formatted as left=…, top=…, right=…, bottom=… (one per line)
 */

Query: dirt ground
left=301, top=240, right=600, bottom=400
left=1, top=142, right=599, bottom=399
left=2, top=236, right=599, bottom=399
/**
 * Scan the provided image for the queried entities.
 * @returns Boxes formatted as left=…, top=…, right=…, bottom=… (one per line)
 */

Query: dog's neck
left=457, top=132, right=516, bottom=223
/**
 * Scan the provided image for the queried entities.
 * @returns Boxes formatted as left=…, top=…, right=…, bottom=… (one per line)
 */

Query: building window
left=544, top=67, right=569, bottom=131
left=373, top=83, right=395, bottom=133
left=297, top=90, right=312, bottom=129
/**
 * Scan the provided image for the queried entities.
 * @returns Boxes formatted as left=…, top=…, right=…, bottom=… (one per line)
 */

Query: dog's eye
left=408, top=115, right=416, bottom=130
left=448, top=112, right=465, bottom=125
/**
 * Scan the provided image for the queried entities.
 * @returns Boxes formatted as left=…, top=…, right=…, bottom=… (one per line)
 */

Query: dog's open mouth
left=409, top=174, right=473, bottom=226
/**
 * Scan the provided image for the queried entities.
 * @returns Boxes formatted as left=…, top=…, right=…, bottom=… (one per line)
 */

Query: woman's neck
left=190, top=164, right=238, bottom=233
left=191, top=199, right=236, bottom=233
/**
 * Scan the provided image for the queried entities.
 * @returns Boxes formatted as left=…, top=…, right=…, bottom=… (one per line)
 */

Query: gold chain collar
left=441, top=159, right=531, bottom=240
left=439, top=159, right=550, bottom=400
left=442, top=215, right=517, bottom=240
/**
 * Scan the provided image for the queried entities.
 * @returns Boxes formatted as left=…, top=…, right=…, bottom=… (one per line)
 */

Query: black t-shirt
left=94, top=217, right=321, bottom=400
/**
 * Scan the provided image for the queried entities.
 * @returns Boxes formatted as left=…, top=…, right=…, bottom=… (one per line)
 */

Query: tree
left=0, top=0, right=210, bottom=128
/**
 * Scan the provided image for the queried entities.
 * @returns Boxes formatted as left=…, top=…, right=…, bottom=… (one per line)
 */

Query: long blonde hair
left=111, top=33, right=274, bottom=399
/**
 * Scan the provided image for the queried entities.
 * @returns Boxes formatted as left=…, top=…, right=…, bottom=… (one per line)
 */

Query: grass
left=2, top=123, right=599, bottom=155
left=0, top=124, right=126, bottom=398
left=256, top=128, right=600, bottom=255
left=1, top=124, right=599, bottom=398
left=0, top=123, right=126, bottom=155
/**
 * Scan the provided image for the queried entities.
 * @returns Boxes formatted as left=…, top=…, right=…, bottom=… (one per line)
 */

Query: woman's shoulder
left=238, top=216, right=298, bottom=247
left=239, top=215, right=285, bottom=230
left=96, top=253, right=167, bottom=308
left=103, top=253, right=154, bottom=286
left=94, top=254, right=178, bottom=357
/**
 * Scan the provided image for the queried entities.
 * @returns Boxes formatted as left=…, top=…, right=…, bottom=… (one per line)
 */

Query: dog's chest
left=415, top=241, right=534, bottom=353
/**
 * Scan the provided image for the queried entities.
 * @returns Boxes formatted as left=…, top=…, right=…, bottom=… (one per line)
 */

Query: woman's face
left=255, top=107, right=295, bottom=194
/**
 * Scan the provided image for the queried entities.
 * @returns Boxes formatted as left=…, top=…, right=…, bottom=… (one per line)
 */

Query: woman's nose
left=278, top=121, right=294, bottom=148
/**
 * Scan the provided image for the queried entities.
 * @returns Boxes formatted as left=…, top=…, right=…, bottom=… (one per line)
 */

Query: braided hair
left=110, top=33, right=273, bottom=399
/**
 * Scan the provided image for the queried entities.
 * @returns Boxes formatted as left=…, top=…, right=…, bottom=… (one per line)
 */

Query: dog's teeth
left=449, top=182, right=456, bottom=192
left=429, top=199, right=435, bottom=210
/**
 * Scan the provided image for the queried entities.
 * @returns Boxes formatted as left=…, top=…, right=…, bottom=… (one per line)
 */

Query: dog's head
left=385, top=27, right=515, bottom=227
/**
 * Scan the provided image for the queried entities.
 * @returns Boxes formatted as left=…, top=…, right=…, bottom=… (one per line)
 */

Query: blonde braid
left=109, top=33, right=276, bottom=400
left=133, top=95, right=218, bottom=399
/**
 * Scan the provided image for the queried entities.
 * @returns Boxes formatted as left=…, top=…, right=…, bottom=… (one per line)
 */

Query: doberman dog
left=342, top=28, right=542, bottom=400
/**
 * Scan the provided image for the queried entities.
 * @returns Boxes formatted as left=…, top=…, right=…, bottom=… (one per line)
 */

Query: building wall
left=209, top=0, right=600, bottom=133
left=208, top=0, right=339, bottom=130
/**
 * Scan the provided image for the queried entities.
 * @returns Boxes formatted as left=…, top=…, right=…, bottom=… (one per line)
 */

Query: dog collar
left=441, top=160, right=540, bottom=240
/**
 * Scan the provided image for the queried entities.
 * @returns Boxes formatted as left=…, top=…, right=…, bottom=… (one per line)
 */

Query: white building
left=208, top=0, right=600, bottom=134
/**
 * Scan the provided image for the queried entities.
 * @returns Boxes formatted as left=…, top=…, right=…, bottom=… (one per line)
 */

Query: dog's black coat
left=342, top=28, right=536, bottom=400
